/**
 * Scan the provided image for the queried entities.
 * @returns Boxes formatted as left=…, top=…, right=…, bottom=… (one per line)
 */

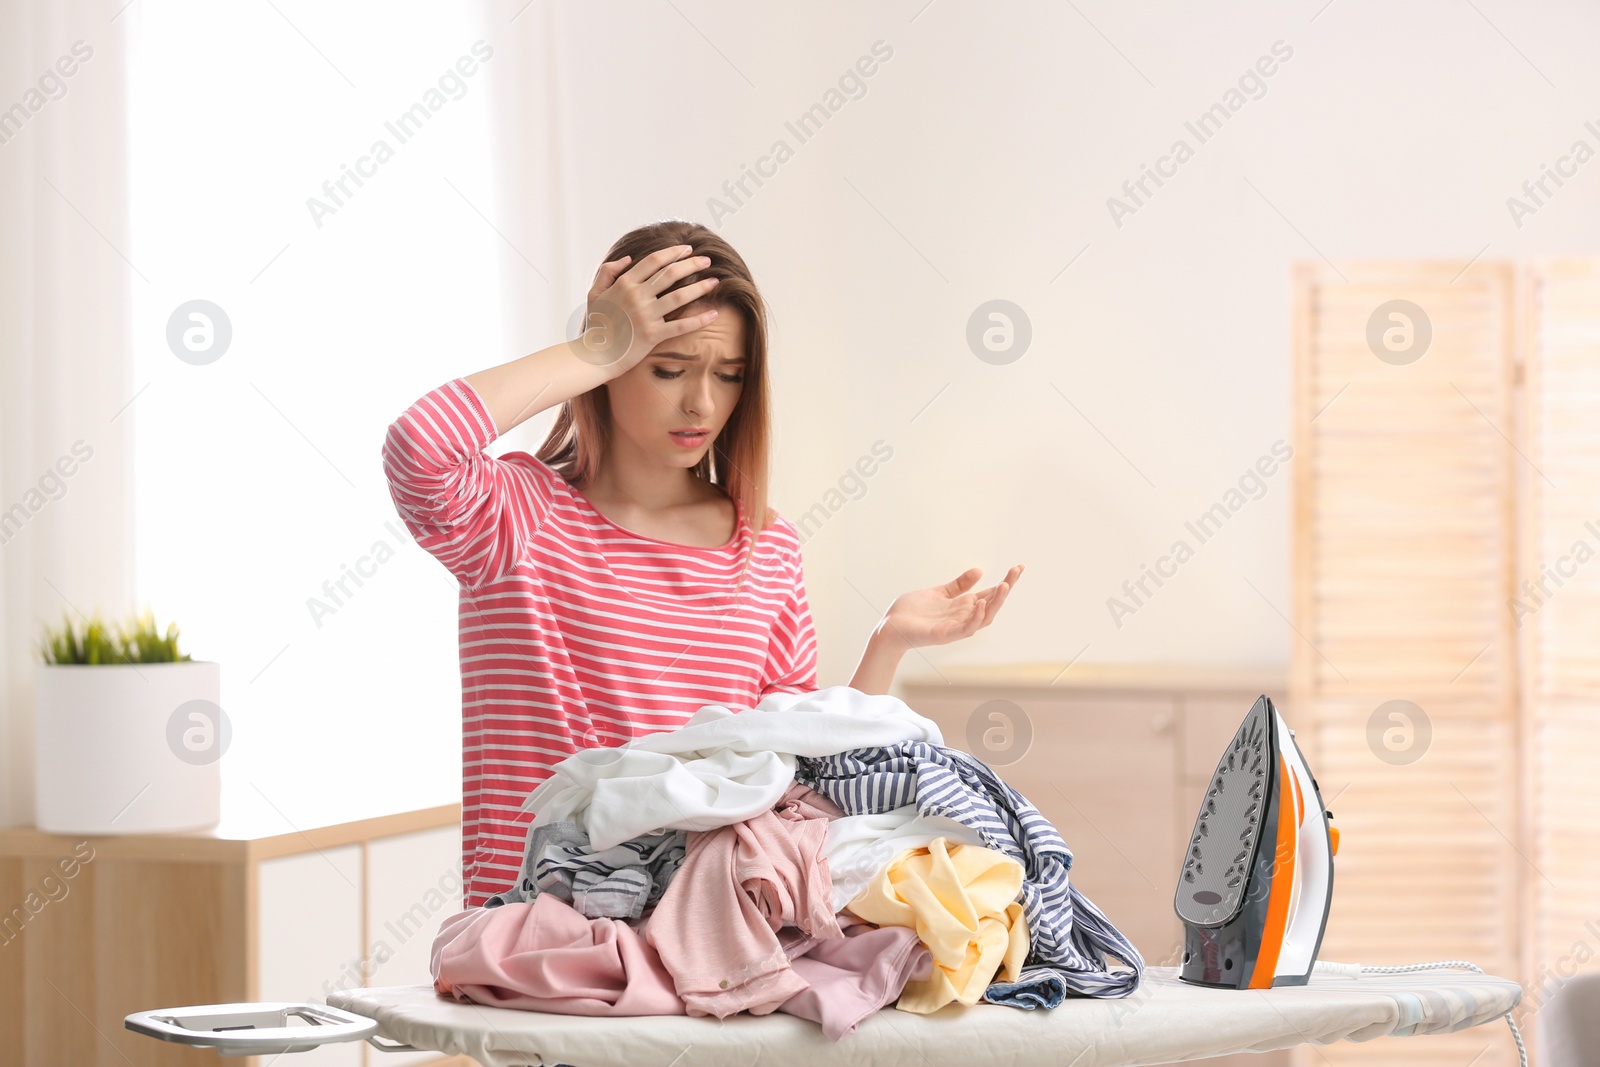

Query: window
left=128, top=1, right=503, bottom=825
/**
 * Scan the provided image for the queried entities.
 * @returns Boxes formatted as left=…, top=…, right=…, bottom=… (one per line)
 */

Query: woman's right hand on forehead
left=574, top=244, right=720, bottom=376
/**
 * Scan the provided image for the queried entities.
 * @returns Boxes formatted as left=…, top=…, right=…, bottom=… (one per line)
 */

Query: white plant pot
left=34, top=661, right=224, bottom=835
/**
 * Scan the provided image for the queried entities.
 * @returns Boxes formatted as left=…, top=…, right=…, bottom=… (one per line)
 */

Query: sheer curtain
left=0, top=2, right=137, bottom=828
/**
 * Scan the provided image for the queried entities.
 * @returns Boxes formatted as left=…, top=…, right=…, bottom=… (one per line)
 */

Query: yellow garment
left=844, top=837, right=1031, bottom=1013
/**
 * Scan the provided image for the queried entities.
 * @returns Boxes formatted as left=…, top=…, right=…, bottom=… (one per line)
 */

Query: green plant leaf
left=36, top=607, right=193, bottom=665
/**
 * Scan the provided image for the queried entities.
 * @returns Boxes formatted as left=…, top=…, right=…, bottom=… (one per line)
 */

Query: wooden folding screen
left=1520, top=260, right=1600, bottom=1047
left=1291, top=262, right=1521, bottom=1067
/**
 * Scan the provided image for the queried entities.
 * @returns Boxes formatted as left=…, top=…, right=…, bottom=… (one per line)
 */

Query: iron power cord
left=1312, top=959, right=1525, bottom=1067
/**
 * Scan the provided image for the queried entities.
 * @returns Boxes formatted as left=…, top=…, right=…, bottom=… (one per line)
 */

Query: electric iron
left=1175, top=694, right=1337, bottom=988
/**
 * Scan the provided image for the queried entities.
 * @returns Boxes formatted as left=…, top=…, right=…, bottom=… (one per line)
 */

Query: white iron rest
left=124, top=1001, right=403, bottom=1057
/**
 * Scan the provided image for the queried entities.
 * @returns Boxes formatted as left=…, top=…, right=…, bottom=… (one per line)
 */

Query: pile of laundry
left=429, top=686, right=1144, bottom=1041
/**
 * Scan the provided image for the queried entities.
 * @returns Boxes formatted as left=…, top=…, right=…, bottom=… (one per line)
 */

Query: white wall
left=111, top=0, right=1600, bottom=823
left=504, top=0, right=1600, bottom=686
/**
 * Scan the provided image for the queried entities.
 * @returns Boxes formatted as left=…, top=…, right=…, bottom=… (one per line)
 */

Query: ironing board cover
left=326, top=966, right=1521, bottom=1067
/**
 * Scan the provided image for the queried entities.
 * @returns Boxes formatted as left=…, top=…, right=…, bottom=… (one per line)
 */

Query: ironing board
left=316, top=965, right=1521, bottom=1067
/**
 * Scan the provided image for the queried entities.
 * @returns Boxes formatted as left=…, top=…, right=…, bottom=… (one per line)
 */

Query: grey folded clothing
left=483, top=820, right=686, bottom=920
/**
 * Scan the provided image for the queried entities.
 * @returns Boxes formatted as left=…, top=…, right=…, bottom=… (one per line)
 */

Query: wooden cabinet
left=899, top=661, right=1288, bottom=1067
left=0, top=806, right=472, bottom=1067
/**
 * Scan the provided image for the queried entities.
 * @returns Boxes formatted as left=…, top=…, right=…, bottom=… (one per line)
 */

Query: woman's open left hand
left=877, top=564, right=1024, bottom=651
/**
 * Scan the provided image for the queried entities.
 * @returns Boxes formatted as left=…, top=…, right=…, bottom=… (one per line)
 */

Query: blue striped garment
left=483, top=820, right=685, bottom=920
left=796, top=742, right=1144, bottom=1003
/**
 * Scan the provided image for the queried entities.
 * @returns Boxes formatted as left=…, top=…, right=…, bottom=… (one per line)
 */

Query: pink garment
left=646, top=781, right=845, bottom=1018
left=778, top=914, right=934, bottom=1041
left=430, top=895, right=685, bottom=1016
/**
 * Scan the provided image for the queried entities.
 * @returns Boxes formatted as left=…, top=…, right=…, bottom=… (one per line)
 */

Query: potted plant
left=34, top=610, right=225, bottom=834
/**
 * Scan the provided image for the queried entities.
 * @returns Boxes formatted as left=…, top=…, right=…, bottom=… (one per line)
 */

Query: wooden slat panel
left=1291, top=261, right=1520, bottom=1067
left=1521, top=260, right=1600, bottom=1063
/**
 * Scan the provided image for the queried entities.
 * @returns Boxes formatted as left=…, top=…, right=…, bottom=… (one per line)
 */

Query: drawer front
left=257, top=846, right=364, bottom=1066
left=365, top=827, right=464, bottom=1067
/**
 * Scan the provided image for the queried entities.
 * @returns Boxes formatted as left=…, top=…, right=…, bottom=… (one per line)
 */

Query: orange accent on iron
left=1248, top=752, right=1299, bottom=989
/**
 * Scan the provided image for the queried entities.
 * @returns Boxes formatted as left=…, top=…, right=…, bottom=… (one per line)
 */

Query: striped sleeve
left=381, top=377, right=555, bottom=589
left=759, top=534, right=820, bottom=696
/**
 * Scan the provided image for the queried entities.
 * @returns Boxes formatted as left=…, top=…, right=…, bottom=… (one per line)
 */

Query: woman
left=383, top=220, right=1023, bottom=908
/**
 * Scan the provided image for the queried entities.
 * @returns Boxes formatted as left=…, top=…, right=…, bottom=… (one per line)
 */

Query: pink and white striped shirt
left=382, top=378, right=819, bottom=907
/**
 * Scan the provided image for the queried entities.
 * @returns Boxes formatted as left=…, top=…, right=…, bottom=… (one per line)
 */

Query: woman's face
left=605, top=302, right=747, bottom=469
